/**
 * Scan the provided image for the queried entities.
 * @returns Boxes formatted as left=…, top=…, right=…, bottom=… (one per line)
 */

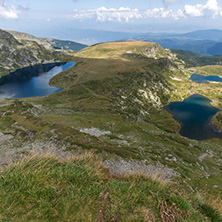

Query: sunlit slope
left=51, top=41, right=184, bottom=97
left=76, top=41, right=168, bottom=58
left=50, top=41, right=189, bottom=111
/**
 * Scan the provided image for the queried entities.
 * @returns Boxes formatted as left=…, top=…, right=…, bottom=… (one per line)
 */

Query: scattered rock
left=80, top=127, right=111, bottom=137
left=104, top=158, right=179, bottom=181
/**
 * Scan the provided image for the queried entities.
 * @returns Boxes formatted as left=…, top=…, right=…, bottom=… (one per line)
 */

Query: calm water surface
left=0, top=62, right=75, bottom=98
left=164, top=94, right=222, bottom=140
left=190, top=73, right=222, bottom=83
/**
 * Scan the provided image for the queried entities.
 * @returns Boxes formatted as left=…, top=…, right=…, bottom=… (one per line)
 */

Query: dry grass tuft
left=121, top=170, right=169, bottom=186
left=160, top=200, right=189, bottom=222
left=207, top=195, right=222, bottom=216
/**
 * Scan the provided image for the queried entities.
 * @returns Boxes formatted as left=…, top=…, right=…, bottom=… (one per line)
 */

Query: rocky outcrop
left=7, top=30, right=53, bottom=50
left=0, top=29, right=19, bottom=45
left=0, top=30, right=64, bottom=76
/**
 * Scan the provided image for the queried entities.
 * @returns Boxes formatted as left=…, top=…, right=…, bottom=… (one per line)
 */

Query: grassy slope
left=0, top=41, right=222, bottom=201
left=0, top=152, right=221, bottom=222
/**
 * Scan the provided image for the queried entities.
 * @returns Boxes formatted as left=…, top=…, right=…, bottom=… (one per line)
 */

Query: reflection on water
left=164, top=94, right=222, bottom=140
left=0, top=62, right=75, bottom=98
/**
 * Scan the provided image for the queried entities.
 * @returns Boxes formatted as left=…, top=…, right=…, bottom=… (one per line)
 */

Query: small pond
left=164, top=94, right=222, bottom=140
left=0, top=62, right=75, bottom=98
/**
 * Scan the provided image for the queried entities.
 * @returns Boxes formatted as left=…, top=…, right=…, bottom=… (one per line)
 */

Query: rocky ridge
left=0, top=29, right=65, bottom=76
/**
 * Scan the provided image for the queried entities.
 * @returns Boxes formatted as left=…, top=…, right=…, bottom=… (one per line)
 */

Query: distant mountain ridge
left=13, top=28, right=222, bottom=55
left=179, top=29, right=222, bottom=41
left=29, top=28, right=139, bottom=45
left=36, top=28, right=222, bottom=55
left=134, top=29, right=222, bottom=56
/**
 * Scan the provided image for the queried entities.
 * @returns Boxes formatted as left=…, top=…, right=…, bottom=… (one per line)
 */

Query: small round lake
left=164, top=94, right=222, bottom=140
left=0, top=62, right=75, bottom=98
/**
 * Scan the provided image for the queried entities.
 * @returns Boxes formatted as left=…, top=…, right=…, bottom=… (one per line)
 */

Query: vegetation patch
left=0, top=152, right=220, bottom=222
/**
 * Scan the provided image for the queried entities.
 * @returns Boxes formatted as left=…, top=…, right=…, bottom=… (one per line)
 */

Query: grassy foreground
left=0, top=152, right=221, bottom=222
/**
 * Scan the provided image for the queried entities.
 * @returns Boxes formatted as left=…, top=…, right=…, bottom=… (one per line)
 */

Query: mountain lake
left=0, top=62, right=75, bottom=98
left=164, top=94, right=222, bottom=140
left=190, top=73, right=222, bottom=83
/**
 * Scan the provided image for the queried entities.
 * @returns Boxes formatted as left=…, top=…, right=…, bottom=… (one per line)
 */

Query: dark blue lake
left=190, top=73, right=222, bottom=83
left=0, top=62, right=75, bottom=98
left=164, top=94, right=222, bottom=140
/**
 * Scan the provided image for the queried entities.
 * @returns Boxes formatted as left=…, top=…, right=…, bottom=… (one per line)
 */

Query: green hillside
left=0, top=40, right=222, bottom=221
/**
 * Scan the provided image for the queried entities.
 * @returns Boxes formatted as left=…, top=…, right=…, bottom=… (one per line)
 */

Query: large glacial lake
left=0, top=62, right=75, bottom=98
left=164, top=94, right=222, bottom=140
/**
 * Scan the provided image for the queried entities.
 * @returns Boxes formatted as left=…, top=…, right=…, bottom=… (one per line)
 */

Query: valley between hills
left=0, top=30, right=222, bottom=221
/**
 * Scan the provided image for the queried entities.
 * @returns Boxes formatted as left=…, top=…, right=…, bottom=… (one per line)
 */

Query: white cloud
left=0, top=0, right=23, bottom=19
left=144, top=8, right=185, bottom=20
left=184, top=4, right=204, bottom=17
left=206, top=0, right=218, bottom=11
left=72, top=0, right=222, bottom=22
left=73, top=7, right=142, bottom=22
left=184, top=0, right=220, bottom=18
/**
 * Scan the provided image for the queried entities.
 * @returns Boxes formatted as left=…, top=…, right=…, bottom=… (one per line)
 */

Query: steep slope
left=7, top=30, right=52, bottom=49
left=0, top=29, right=66, bottom=76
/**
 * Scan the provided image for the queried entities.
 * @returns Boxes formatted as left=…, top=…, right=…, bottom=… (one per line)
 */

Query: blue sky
left=1, top=0, right=222, bottom=39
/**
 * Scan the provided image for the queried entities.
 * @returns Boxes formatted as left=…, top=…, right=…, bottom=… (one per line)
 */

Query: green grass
left=0, top=152, right=220, bottom=222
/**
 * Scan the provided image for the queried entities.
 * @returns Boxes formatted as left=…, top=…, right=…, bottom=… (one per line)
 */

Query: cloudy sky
left=1, top=0, right=222, bottom=38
